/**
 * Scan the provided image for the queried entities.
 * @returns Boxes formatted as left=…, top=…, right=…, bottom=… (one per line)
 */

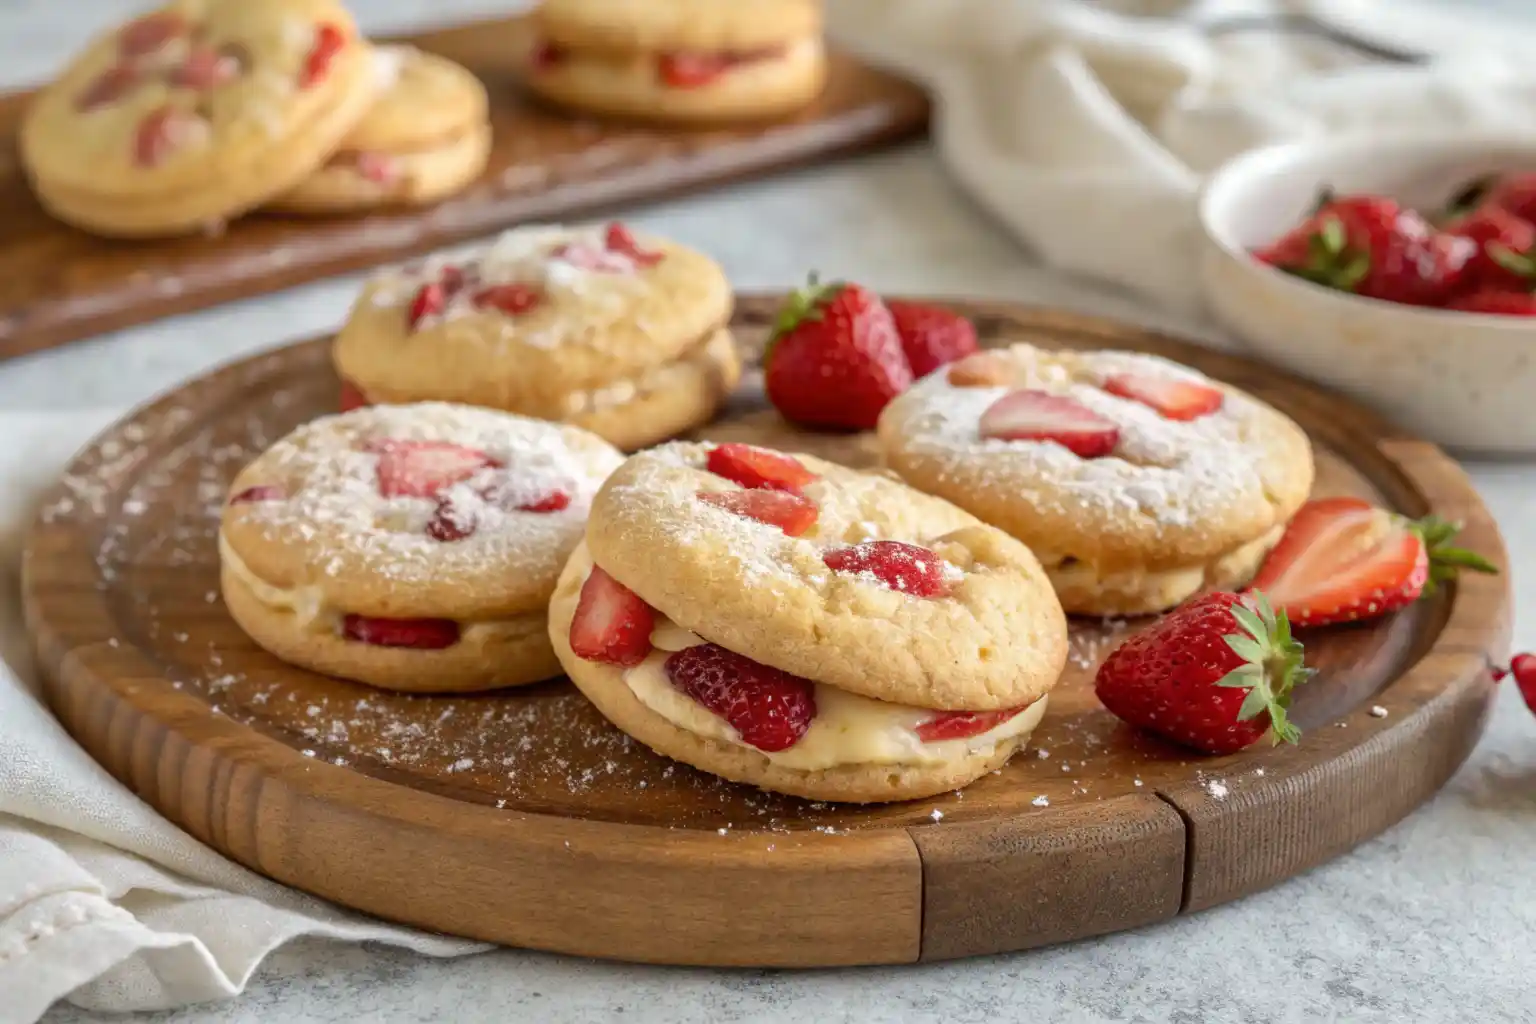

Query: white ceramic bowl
left=1199, top=132, right=1536, bottom=455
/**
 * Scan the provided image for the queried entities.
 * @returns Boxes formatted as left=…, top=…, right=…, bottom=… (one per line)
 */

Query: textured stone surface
left=6, top=1, right=1533, bottom=1021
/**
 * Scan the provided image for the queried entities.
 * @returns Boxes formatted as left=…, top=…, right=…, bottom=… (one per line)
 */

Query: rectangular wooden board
left=0, top=16, right=929, bottom=362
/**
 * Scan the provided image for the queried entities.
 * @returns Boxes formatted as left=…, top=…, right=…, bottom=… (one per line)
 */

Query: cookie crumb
left=1369, top=705, right=1388, bottom=718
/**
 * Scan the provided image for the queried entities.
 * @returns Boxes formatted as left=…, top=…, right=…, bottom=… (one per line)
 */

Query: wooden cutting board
left=21, top=298, right=1510, bottom=966
left=0, top=17, right=927, bottom=362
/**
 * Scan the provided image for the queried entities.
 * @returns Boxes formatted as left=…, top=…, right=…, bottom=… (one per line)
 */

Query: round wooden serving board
left=22, top=297, right=1511, bottom=967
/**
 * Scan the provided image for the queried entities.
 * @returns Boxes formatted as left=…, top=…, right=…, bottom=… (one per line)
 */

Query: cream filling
left=625, top=618, right=1048, bottom=772
left=1041, top=524, right=1285, bottom=601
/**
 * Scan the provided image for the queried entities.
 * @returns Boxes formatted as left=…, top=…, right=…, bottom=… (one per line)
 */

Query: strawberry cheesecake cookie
left=269, top=45, right=491, bottom=214
left=21, top=0, right=375, bottom=237
left=526, top=0, right=827, bottom=124
left=333, top=222, right=741, bottom=450
left=547, top=441, right=1069, bottom=803
left=877, top=344, right=1315, bottom=617
left=220, top=403, right=623, bottom=693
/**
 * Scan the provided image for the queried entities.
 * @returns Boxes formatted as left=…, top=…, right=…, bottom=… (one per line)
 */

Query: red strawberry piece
left=658, top=52, right=736, bottom=88
left=705, top=443, right=817, bottom=494
left=603, top=222, right=664, bottom=267
left=822, top=540, right=950, bottom=597
left=886, top=300, right=979, bottom=378
left=947, top=351, right=1013, bottom=388
left=915, top=707, right=1027, bottom=743
left=471, top=283, right=543, bottom=316
left=1094, top=591, right=1311, bottom=755
left=119, top=11, right=186, bottom=58
left=425, top=499, right=473, bottom=542
left=76, top=64, right=140, bottom=111
left=339, top=379, right=370, bottom=412
left=229, top=485, right=285, bottom=504
left=1477, top=172, right=1536, bottom=224
left=978, top=389, right=1119, bottom=458
left=366, top=439, right=500, bottom=499
left=763, top=275, right=914, bottom=431
left=132, top=105, right=208, bottom=168
left=1444, top=204, right=1536, bottom=289
left=342, top=614, right=460, bottom=649
left=1248, top=498, right=1498, bottom=627
left=300, top=22, right=346, bottom=89
left=530, top=41, right=568, bottom=72
left=355, top=151, right=399, bottom=185
left=569, top=566, right=655, bottom=667
left=1507, top=652, right=1536, bottom=715
left=664, top=643, right=816, bottom=752
left=517, top=489, right=571, bottom=513
left=696, top=490, right=818, bottom=536
left=406, top=268, right=469, bottom=329
left=1103, top=372, right=1224, bottom=422
left=169, top=45, right=241, bottom=89
left=1446, top=288, right=1536, bottom=316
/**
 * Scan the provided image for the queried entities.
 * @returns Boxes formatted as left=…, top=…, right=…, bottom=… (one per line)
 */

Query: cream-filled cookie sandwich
left=877, top=344, right=1316, bottom=617
left=220, top=403, right=623, bottom=693
left=548, top=441, right=1068, bottom=803
left=333, top=222, right=741, bottom=451
left=525, top=0, right=827, bottom=124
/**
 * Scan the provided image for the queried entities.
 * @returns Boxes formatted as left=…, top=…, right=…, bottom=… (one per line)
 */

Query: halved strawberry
left=664, top=643, right=816, bottom=752
left=339, top=380, right=370, bottom=412
left=1248, top=498, right=1498, bottom=627
left=658, top=52, right=735, bottom=88
left=569, top=566, right=655, bottom=666
left=229, top=485, right=285, bottom=505
left=705, top=443, right=817, bottom=494
left=342, top=614, right=460, bottom=649
left=915, top=707, right=1026, bottom=743
left=472, top=283, right=542, bottom=316
left=978, top=390, right=1120, bottom=458
left=604, top=223, right=664, bottom=267
left=823, top=540, right=949, bottom=597
left=696, top=490, right=818, bottom=536
left=119, top=11, right=186, bottom=58
left=300, top=22, right=347, bottom=89
left=1103, top=373, right=1224, bottom=422
left=365, top=439, right=499, bottom=499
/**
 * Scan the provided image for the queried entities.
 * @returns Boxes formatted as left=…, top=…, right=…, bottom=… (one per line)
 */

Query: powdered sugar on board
left=885, top=344, right=1299, bottom=531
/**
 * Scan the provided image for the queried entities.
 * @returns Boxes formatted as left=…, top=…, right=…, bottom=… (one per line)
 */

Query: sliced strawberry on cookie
left=342, top=614, right=460, bottom=649
left=366, top=439, right=500, bottom=499
left=1102, top=373, right=1224, bottom=422
left=569, top=566, right=655, bottom=667
left=823, top=540, right=950, bottom=597
left=696, top=490, right=818, bottom=536
left=886, top=301, right=978, bottom=378
left=603, top=222, right=664, bottom=267
left=978, top=390, right=1120, bottom=458
left=1248, top=498, right=1498, bottom=627
left=300, top=23, right=347, bottom=89
left=229, top=485, right=285, bottom=505
left=658, top=52, right=735, bottom=89
left=916, top=707, right=1027, bottom=743
left=764, top=275, right=913, bottom=431
left=664, top=643, right=817, bottom=752
left=1095, top=591, right=1310, bottom=755
left=705, top=444, right=818, bottom=494
left=472, top=283, right=543, bottom=316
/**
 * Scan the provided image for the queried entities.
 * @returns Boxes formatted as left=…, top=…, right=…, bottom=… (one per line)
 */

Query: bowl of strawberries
left=1199, top=132, right=1536, bottom=454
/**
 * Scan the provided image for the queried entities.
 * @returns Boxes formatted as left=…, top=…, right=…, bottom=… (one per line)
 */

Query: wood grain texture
left=0, top=16, right=928, bottom=363
left=20, top=299, right=1508, bottom=966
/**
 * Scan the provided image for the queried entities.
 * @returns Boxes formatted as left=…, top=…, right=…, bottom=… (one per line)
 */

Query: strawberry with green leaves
left=1094, top=591, right=1311, bottom=755
left=763, top=275, right=913, bottom=431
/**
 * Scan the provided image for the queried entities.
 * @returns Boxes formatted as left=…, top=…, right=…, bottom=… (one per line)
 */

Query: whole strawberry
left=764, top=275, right=913, bottom=431
left=886, top=300, right=979, bottom=378
left=1094, top=591, right=1311, bottom=756
left=1444, top=204, right=1536, bottom=290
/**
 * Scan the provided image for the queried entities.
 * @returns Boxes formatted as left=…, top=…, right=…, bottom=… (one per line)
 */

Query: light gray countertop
left=7, top=2, right=1535, bottom=1022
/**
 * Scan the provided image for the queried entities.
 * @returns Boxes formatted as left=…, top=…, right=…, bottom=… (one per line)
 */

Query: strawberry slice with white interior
left=915, top=707, right=1027, bottom=743
left=1103, top=372, right=1224, bottom=422
left=663, top=643, right=816, bottom=752
left=705, top=443, right=817, bottom=494
left=978, top=389, right=1120, bottom=458
left=569, top=566, right=656, bottom=666
left=695, top=489, right=819, bottom=536
left=366, top=439, right=500, bottom=499
left=342, top=614, right=460, bottom=649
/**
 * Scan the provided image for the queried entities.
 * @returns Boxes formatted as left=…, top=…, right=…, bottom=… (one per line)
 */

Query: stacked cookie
left=525, top=0, right=828, bottom=124
left=332, top=222, right=741, bottom=451
left=20, top=0, right=491, bottom=238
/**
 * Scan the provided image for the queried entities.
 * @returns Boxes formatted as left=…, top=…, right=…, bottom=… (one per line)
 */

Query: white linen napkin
left=825, top=0, right=1536, bottom=313
left=0, top=411, right=487, bottom=1024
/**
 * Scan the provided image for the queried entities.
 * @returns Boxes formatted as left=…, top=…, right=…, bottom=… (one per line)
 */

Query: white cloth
left=825, top=0, right=1536, bottom=312
left=0, top=412, right=487, bottom=1024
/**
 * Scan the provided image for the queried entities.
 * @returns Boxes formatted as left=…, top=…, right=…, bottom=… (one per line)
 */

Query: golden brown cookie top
left=536, top=0, right=822, bottom=53
left=584, top=442, right=1069, bottom=711
left=22, top=0, right=372, bottom=196
left=342, top=45, right=487, bottom=153
left=220, top=403, right=624, bottom=621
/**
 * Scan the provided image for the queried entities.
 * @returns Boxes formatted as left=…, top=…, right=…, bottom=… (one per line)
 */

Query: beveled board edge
left=0, top=17, right=930, bottom=362
left=21, top=298, right=1510, bottom=966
